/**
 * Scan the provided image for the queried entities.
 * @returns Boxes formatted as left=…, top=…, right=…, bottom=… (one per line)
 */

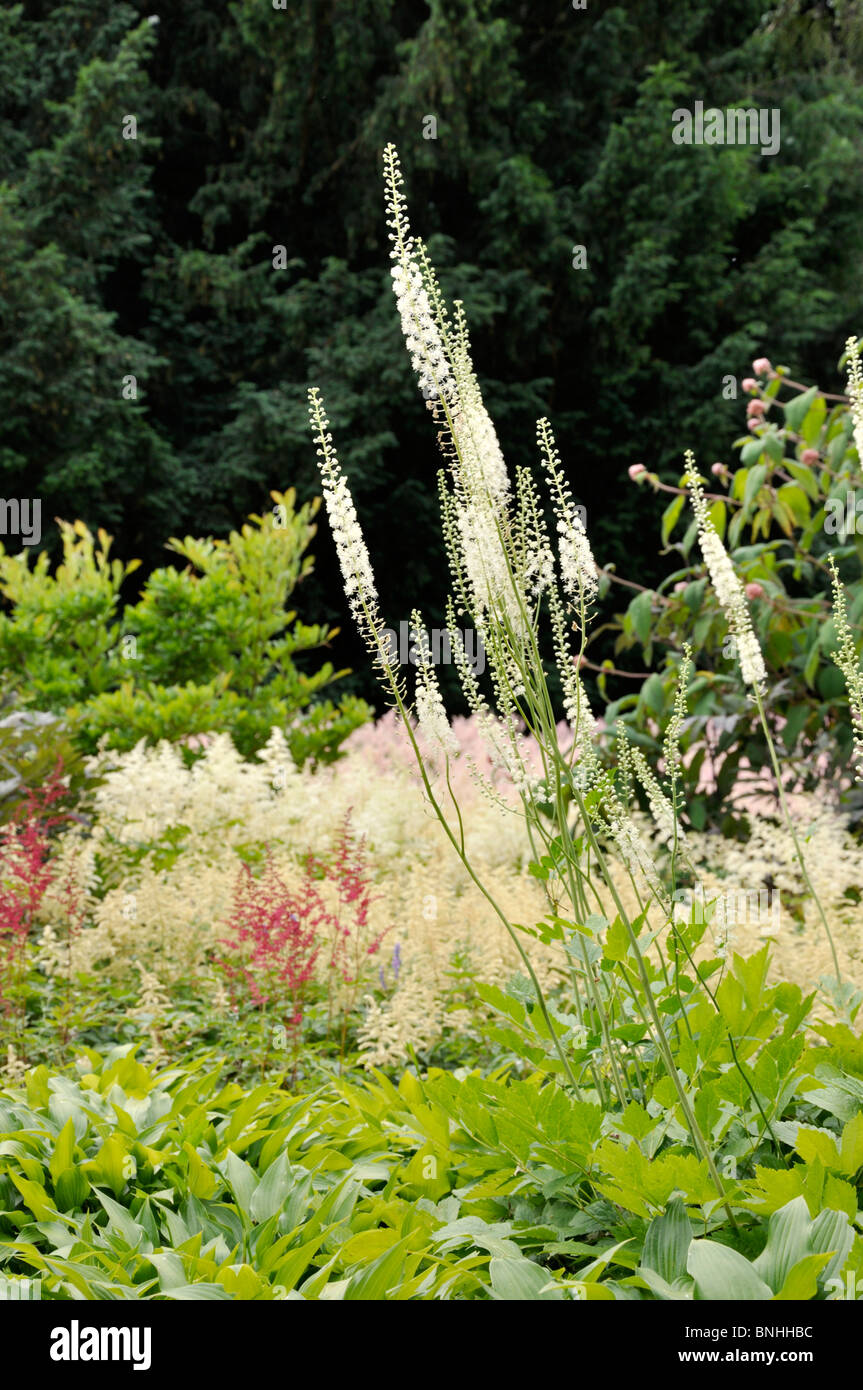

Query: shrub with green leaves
left=603, top=348, right=863, bottom=830
left=0, top=491, right=370, bottom=765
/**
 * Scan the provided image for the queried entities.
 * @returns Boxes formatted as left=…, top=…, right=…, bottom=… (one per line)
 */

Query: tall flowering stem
left=827, top=555, right=863, bottom=781
left=684, top=454, right=766, bottom=691
left=684, top=454, right=842, bottom=988
left=306, top=145, right=758, bottom=1214
left=845, top=336, right=863, bottom=464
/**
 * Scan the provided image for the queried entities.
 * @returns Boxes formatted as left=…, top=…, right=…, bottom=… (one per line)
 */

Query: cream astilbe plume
left=684, top=453, right=766, bottom=691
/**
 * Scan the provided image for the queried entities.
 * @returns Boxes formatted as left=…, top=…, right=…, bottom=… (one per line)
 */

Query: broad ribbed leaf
left=488, top=1255, right=565, bottom=1301
left=688, top=1240, right=772, bottom=1301
left=641, top=1197, right=692, bottom=1285
left=753, top=1196, right=811, bottom=1291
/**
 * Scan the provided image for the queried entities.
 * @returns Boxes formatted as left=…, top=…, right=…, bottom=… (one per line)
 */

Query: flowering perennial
left=684, top=452, right=767, bottom=690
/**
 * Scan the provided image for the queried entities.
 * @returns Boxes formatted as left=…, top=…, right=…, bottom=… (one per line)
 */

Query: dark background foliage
left=2, top=0, right=863, bottom=706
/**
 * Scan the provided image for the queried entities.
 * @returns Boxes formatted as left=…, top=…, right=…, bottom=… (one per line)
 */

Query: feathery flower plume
left=603, top=796, right=665, bottom=898
left=384, top=145, right=454, bottom=407
left=845, top=336, right=863, bottom=464
left=683, top=453, right=766, bottom=691
left=536, top=418, right=597, bottom=616
left=308, top=388, right=401, bottom=694
left=629, top=742, right=683, bottom=846
left=547, top=583, right=597, bottom=758
left=446, top=301, right=511, bottom=507
left=662, top=644, right=692, bottom=779
left=410, top=609, right=459, bottom=760
left=515, top=466, right=555, bottom=601
left=827, top=556, right=863, bottom=782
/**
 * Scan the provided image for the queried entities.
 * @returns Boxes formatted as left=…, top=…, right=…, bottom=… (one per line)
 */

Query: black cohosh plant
left=308, top=144, right=861, bottom=1215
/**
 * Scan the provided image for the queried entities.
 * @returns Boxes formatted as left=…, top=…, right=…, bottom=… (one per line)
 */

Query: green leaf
left=85, top=1135, right=130, bottom=1199
left=752, top=1196, right=814, bottom=1292
left=641, top=1197, right=692, bottom=1285
left=741, top=439, right=765, bottom=466
left=182, top=1142, right=218, bottom=1201
left=809, top=1206, right=855, bottom=1281
left=839, top=1111, right=863, bottom=1176
left=800, top=397, right=827, bottom=447
left=488, top=1255, right=565, bottom=1300
left=743, top=463, right=767, bottom=510
left=709, top=500, right=726, bottom=540
left=687, top=1240, right=773, bottom=1301
left=92, top=1188, right=147, bottom=1249
left=272, top=1232, right=329, bottom=1293
left=787, top=461, right=820, bottom=501
left=764, top=433, right=784, bottom=466
left=218, top=1150, right=258, bottom=1216
left=775, top=483, right=810, bottom=527
left=661, top=495, right=685, bottom=546
left=640, top=673, right=665, bottom=716
left=168, top=1283, right=234, bottom=1300
left=10, top=1172, right=57, bottom=1222
left=784, top=386, right=819, bottom=433
left=603, top=915, right=631, bottom=963
left=774, top=1253, right=832, bottom=1301
left=48, top=1118, right=77, bottom=1184
left=628, top=590, right=654, bottom=647
left=249, top=1151, right=294, bottom=1224
left=54, top=1166, right=90, bottom=1212
left=343, top=1236, right=412, bottom=1300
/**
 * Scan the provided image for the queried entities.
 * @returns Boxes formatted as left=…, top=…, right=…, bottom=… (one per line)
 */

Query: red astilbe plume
left=0, top=766, right=71, bottom=1016
left=305, top=812, right=389, bottom=988
left=217, top=851, right=322, bottom=1037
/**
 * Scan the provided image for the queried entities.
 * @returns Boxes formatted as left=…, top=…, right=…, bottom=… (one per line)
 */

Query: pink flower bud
left=746, top=417, right=762, bottom=432
left=628, top=463, right=647, bottom=481
left=745, top=582, right=765, bottom=600
left=711, top=462, right=726, bottom=476
left=800, top=448, right=819, bottom=465
left=674, top=581, right=687, bottom=593
left=741, top=378, right=757, bottom=393
left=747, top=399, right=766, bottom=416
left=752, top=357, right=772, bottom=376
